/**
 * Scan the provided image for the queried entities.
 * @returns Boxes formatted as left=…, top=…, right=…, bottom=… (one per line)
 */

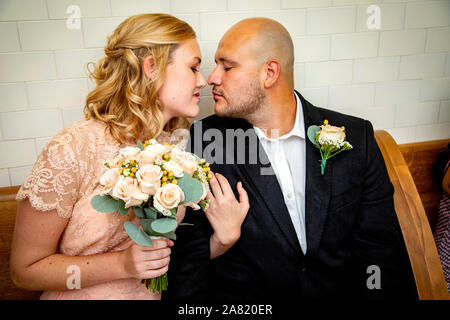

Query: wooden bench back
left=1, top=132, right=449, bottom=299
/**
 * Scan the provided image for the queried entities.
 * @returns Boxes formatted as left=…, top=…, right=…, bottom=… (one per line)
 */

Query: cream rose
left=318, top=124, right=346, bottom=147
left=170, top=148, right=198, bottom=176
left=144, top=143, right=170, bottom=158
left=153, top=183, right=185, bottom=216
left=99, top=168, right=120, bottom=195
left=111, top=176, right=149, bottom=208
left=136, top=164, right=162, bottom=195
left=163, top=160, right=184, bottom=178
left=139, top=148, right=158, bottom=166
left=104, top=155, right=124, bottom=169
left=119, top=146, right=141, bottom=160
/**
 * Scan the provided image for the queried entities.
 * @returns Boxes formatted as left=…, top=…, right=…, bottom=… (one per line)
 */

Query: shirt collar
left=253, top=91, right=305, bottom=141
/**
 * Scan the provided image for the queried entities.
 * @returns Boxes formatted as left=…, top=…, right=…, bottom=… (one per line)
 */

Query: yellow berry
left=162, top=182, right=167, bottom=187
left=130, top=172, right=134, bottom=178
left=206, top=167, right=211, bottom=172
left=168, top=171, right=174, bottom=177
left=208, top=172, right=213, bottom=179
left=163, top=170, right=168, bottom=176
left=162, top=176, right=168, bottom=182
left=131, top=167, right=137, bottom=173
left=129, top=160, right=134, bottom=165
left=163, top=154, right=170, bottom=160
left=341, top=126, right=345, bottom=130
left=172, top=179, right=178, bottom=185
left=205, top=162, right=210, bottom=167
left=324, top=119, right=329, bottom=125
left=118, top=169, right=123, bottom=174
left=202, top=167, right=208, bottom=172
left=200, top=158, right=206, bottom=164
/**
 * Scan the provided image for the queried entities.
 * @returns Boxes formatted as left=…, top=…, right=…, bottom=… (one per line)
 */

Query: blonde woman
left=9, top=14, right=249, bottom=300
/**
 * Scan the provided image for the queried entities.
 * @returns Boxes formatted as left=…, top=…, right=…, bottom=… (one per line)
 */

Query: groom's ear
left=262, top=60, right=281, bottom=88
left=143, top=55, right=157, bottom=81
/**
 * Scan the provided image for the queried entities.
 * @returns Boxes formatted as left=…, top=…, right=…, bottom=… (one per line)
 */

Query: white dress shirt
left=253, top=92, right=307, bottom=254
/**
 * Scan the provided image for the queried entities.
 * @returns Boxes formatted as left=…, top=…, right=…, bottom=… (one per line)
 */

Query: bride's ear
left=143, top=55, right=156, bottom=80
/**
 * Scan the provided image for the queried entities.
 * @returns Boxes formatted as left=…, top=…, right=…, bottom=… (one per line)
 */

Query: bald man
left=168, top=18, right=416, bottom=301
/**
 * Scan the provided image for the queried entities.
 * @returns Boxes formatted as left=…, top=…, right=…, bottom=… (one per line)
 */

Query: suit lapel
left=298, top=92, right=332, bottom=255
left=235, top=122, right=303, bottom=255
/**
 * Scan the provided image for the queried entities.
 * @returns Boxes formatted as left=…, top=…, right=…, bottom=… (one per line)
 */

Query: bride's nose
left=197, top=72, right=206, bottom=89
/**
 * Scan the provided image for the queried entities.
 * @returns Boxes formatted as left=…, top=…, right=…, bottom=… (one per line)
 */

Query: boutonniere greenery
left=307, top=120, right=353, bottom=175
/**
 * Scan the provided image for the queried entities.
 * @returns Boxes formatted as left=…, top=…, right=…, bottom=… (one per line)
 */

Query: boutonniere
left=307, top=120, right=353, bottom=175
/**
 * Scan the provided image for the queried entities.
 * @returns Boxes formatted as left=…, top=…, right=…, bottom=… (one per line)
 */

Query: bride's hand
left=205, top=172, right=249, bottom=256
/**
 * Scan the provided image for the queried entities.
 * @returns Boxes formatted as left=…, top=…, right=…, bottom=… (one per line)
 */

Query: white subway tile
left=282, top=0, right=332, bottom=9
left=405, top=1, right=449, bottom=29
left=395, top=101, right=439, bottom=127
left=110, top=0, right=170, bottom=16
left=55, top=49, right=104, bottom=78
left=174, top=14, right=201, bottom=39
left=386, top=127, right=416, bottom=145
left=82, top=17, right=127, bottom=48
left=420, top=77, right=450, bottom=101
left=298, top=87, right=329, bottom=107
left=439, top=100, right=450, bottom=124
left=0, top=22, right=20, bottom=52
left=294, top=36, right=329, bottom=62
left=172, top=0, right=226, bottom=13
left=198, top=42, right=218, bottom=69
left=0, top=83, right=28, bottom=112
left=27, top=79, right=88, bottom=109
left=0, top=0, right=47, bottom=21
left=0, top=140, right=37, bottom=169
left=18, top=20, right=84, bottom=51
left=35, top=137, right=52, bottom=155
left=62, top=107, right=84, bottom=127
left=334, top=0, right=381, bottom=5
left=0, top=169, right=11, bottom=187
left=379, top=29, right=426, bottom=56
left=307, top=7, right=356, bottom=35
left=200, top=12, right=254, bottom=41
left=9, top=165, right=33, bottom=186
left=399, top=53, right=446, bottom=80
left=426, top=27, right=450, bottom=53
left=294, top=63, right=305, bottom=89
left=329, top=84, right=375, bottom=108
left=375, top=80, right=420, bottom=105
left=331, top=32, right=378, bottom=60
left=0, top=109, right=63, bottom=140
left=229, top=0, right=280, bottom=11
left=47, top=0, right=111, bottom=19
left=305, top=60, right=352, bottom=87
left=0, top=52, right=57, bottom=82
left=256, top=10, right=306, bottom=37
left=351, top=106, right=395, bottom=130
left=353, top=57, right=399, bottom=83
left=446, top=53, right=450, bottom=76
left=415, top=123, right=450, bottom=142
left=356, top=4, right=405, bottom=32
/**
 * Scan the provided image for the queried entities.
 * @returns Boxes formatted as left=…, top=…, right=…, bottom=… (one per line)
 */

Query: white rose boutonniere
left=307, top=119, right=353, bottom=175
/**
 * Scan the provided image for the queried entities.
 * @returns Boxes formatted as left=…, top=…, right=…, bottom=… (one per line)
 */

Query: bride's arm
left=10, top=199, right=172, bottom=291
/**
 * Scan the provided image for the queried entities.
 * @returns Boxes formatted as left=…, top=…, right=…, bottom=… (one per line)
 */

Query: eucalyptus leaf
left=177, top=174, right=204, bottom=204
left=151, top=218, right=178, bottom=234
left=118, top=199, right=128, bottom=216
left=123, top=222, right=153, bottom=246
left=91, top=195, right=119, bottom=213
left=139, top=218, right=155, bottom=233
left=137, top=139, right=144, bottom=151
left=133, top=207, right=144, bottom=218
left=144, top=207, right=158, bottom=219
left=307, top=125, right=320, bottom=146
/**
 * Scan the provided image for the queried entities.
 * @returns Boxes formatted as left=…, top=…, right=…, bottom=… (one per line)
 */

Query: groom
left=168, top=18, right=416, bottom=300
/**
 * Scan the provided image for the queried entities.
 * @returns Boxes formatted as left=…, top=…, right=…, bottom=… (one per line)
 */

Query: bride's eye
left=191, top=67, right=199, bottom=73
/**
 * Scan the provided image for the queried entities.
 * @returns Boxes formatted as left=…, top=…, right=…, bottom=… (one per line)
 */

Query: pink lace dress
left=16, top=119, right=188, bottom=300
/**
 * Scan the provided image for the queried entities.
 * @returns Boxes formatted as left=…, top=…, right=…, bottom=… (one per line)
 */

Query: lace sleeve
left=16, top=127, right=84, bottom=219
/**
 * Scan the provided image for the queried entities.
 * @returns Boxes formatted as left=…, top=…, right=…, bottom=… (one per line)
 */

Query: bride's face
left=158, top=39, right=206, bottom=121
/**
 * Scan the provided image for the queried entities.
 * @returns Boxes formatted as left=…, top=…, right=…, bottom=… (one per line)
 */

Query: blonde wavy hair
left=84, top=13, right=195, bottom=144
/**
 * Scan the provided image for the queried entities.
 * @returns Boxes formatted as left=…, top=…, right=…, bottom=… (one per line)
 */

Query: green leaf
left=137, top=139, right=144, bottom=151
left=151, top=218, right=178, bottom=234
left=91, top=195, right=119, bottom=213
left=133, top=207, right=144, bottom=218
left=118, top=199, right=128, bottom=215
left=139, top=218, right=155, bottom=233
left=123, top=222, right=153, bottom=246
left=307, top=125, right=320, bottom=146
left=177, top=174, right=204, bottom=204
left=144, top=207, right=158, bottom=219
left=161, top=231, right=176, bottom=240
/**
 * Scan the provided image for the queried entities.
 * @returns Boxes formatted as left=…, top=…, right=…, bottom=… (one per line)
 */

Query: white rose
left=111, top=176, right=149, bottom=208
left=170, top=148, right=198, bottom=177
left=139, top=148, right=158, bottom=166
left=104, top=156, right=124, bottom=169
left=136, top=164, right=162, bottom=195
left=163, top=160, right=184, bottom=178
left=119, top=146, right=141, bottom=160
left=153, top=183, right=185, bottom=216
left=99, top=168, right=120, bottom=195
left=318, top=124, right=346, bottom=147
left=144, top=143, right=170, bottom=158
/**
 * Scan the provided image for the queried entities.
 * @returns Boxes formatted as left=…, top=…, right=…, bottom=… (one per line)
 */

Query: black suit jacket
left=167, top=92, right=416, bottom=301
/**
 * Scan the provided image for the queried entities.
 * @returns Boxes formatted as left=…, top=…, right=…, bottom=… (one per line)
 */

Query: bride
left=9, top=13, right=249, bottom=300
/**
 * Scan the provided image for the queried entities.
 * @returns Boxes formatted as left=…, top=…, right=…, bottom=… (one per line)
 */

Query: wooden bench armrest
left=375, top=130, right=449, bottom=300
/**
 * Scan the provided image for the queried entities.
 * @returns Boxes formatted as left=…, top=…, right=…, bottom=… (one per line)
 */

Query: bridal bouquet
left=90, top=139, right=212, bottom=293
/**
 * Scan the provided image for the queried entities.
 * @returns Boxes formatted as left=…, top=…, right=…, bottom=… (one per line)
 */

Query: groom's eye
left=224, top=67, right=232, bottom=72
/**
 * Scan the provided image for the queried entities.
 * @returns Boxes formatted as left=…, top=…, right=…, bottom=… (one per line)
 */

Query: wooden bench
left=1, top=130, right=449, bottom=300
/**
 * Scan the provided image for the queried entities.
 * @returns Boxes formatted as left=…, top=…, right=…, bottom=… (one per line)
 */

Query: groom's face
left=208, top=35, right=265, bottom=118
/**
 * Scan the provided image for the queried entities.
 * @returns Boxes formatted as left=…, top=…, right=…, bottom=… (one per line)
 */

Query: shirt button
left=287, top=193, right=293, bottom=199
left=277, top=155, right=284, bottom=162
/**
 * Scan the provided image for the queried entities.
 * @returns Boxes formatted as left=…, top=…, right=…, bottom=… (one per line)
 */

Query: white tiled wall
left=0, top=0, right=449, bottom=186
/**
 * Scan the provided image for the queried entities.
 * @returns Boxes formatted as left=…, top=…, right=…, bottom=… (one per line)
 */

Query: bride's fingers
left=237, top=181, right=249, bottom=212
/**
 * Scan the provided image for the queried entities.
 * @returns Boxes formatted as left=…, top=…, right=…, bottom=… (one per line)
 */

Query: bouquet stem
left=142, top=273, right=168, bottom=293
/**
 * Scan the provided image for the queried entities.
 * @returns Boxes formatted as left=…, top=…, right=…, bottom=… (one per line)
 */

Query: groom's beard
left=213, top=79, right=265, bottom=119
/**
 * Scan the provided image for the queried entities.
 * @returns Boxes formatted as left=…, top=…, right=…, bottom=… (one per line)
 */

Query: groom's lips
left=212, top=90, right=224, bottom=100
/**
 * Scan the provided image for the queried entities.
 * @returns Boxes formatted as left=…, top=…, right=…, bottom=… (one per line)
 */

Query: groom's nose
left=208, top=66, right=222, bottom=86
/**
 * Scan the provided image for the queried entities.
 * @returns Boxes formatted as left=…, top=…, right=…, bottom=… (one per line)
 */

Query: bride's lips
left=193, top=92, right=200, bottom=101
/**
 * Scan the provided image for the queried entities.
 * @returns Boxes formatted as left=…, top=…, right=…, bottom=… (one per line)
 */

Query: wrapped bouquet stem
left=91, top=139, right=212, bottom=293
